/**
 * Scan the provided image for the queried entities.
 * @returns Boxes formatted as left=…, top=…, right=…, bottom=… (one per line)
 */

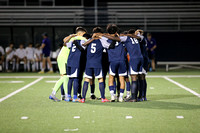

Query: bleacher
left=107, top=2, right=200, bottom=31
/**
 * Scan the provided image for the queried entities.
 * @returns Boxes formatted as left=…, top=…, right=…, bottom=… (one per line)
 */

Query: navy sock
left=82, top=81, right=89, bottom=99
left=90, top=84, right=95, bottom=94
left=113, top=80, right=116, bottom=94
left=120, top=89, right=125, bottom=93
left=73, top=78, right=79, bottom=98
left=126, top=81, right=130, bottom=91
left=60, top=84, right=65, bottom=95
left=68, top=78, right=73, bottom=96
left=99, top=82, right=105, bottom=99
left=131, top=81, right=137, bottom=99
left=138, top=79, right=143, bottom=98
left=109, top=85, right=114, bottom=91
left=143, top=79, right=147, bottom=98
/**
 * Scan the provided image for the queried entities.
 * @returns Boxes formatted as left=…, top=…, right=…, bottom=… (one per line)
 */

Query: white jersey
left=5, top=47, right=15, bottom=59
left=26, top=47, right=35, bottom=59
left=34, top=48, right=42, bottom=59
left=0, top=46, right=5, bottom=55
left=15, top=48, right=26, bottom=59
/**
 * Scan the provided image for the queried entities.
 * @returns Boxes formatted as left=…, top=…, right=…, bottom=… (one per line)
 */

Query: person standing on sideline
left=39, top=32, right=53, bottom=73
left=146, top=33, right=157, bottom=71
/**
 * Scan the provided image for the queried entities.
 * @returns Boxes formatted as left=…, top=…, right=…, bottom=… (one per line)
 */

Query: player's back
left=126, top=36, right=143, bottom=59
left=86, top=39, right=104, bottom=68
left=107, top=40, right=125, bottom=62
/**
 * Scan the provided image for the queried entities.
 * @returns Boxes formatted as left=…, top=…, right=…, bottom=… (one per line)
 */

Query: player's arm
left=40, top=43, right=45, bottom=49
left=102, top=34, right=121, bottom=42
left=82, top=38, right=95, bottom=46
left=63, top=34, right=77, bottom=46
left=73, top=40, right=84, bottom=51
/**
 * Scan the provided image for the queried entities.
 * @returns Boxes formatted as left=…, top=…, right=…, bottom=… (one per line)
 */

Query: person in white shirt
left=15, top=44, right=27, bottom=71
left=34, top=43, right=42, bottom=71
left=26, top=43, right=35, bottom=72
left=5, top=43, right=15, bottom=72
left=0, top=46, right=5, bottom=71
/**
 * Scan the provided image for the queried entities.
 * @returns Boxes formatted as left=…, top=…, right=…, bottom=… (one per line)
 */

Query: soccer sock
left=40, top=62, right=42, bottom=70
left=63, top=75, right=68, bottom=97
left=27, top=61, right=30, bottom=71
left=82, top=81, right=89, bottom=99
left=126, top=81, right=131, bottom=97
left=143, top=78, right=147, bottom=98
left=67, top=78, right=73, bottom=97
left=113, top=80, right=117, bottom=94
left=109, top=85, right=115, bottom=96
left=24, top=63, right=26, bottom=71
left=35, top=62, right=38, bottom=70
left=60, top=84, right=65, bottom=95
left=52, top=76, right=64, bottom=95
left=120, top=89, right=125, bottom=98
left=90, top=84, right=95, bottom=95
left=50, top=67, right=53, bottom=71
left=12, top=61, right=15, bottom=71
left=16, top=63, right=19, bottom=71
left=73, top=78, right=79, bottom=99
left=32, top=61, right=35, bottom=71
left=99, top=82, right=105, bottom=99
left=139, top=79, right=144, bottom=99
left=131, top=81, right=137, bottom=99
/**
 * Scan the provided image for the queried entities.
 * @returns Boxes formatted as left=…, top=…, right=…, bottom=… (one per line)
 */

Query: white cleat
left=119, top=97, right=123, bottom=102
left=111, top=95, right=115, bottom=102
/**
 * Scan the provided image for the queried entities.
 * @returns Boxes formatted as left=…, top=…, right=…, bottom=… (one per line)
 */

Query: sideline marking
left=126, top=116, right=133, bottom=119
left=64, top=128, right=79, bottom=132
left=45, top=81, right=57, bottom=83
left=0, top=77, right=43, bottom=103
left=163, top=76, right=200, bottom=98
left=0, top=81, right=24, bottom=83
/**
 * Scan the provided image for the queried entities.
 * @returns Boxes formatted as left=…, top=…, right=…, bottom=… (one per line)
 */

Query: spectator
left=0, top=46, right=5, bottom=71
left=15, top=44, right=27, bottom=72
left=5, top=43, right=15, bottom=72
left=34, top=43, right=42, bottom=71
left=26, top=43, right=35, bottom=72
left=146, top=33, right=157, bottom=71
left=39, top=32, right=53, bottom=73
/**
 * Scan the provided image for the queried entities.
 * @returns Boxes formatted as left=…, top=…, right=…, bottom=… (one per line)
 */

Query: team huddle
left=49, top=24, right=149, bottom=103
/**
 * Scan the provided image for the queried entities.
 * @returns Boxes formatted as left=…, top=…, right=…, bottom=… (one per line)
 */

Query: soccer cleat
left=119, top=97, right=123, bottom=102
left=65, top=97, right=72, bottom=102
left=47, top=70, right=53, bottom=73
left=90, top=95, right=96, bottom=100
left=78, top=95, right=82, bottom=99
left=111, top=95, right=115, bottom=102
left=38, top=71, right=44, bottom=74
left=72, top=98, right=80, bottom=102
left=49, top=95, right=60, bottom=102
left=124, top=97, right=137, bottom=102
left=61, top=95, right=65, bottom=100
left=137, top=98, right=143, bottom=102
left=101, top=98, right=110, bottom=103
left=79, top=98, right=85, bottom=103
left=143, top=97, right=147, bottom=101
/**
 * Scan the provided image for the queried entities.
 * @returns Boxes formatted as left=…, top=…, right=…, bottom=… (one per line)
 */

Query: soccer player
left=137, top=30, right=149, bottom=101
left=39, top=32, right=53, bottom=73
left=123, top=29, right=144, bottom=102
left=5, top=43, right=15, bottom=72
left=26, top=43, right=35, bottom=72
left=15, top=44, right=27, bottom=72
left=65, top=27, right=87, bottom=102
left=79, top=27, right=112, bottom=103
left=106, top=24, right=127, bottom=102
left=49, top=34, right=76, bottom=102
left=0, top=46, right=5, bottom=71
left=146, top=33, right=157, bottom=71
left=34, top=43, right=43, bottom=71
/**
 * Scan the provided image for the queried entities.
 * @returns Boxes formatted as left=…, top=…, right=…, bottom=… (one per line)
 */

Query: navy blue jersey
left=42, top=38, right=51, bottom=54
left=86, top=37, right=110, bottom=69
left=107, top=36, right=126, bottom=62
left=125, top=36, right=143, bottom=59
left=140, top=37, right=148, bottom=58
left=67, top=40, right=86, bottom=68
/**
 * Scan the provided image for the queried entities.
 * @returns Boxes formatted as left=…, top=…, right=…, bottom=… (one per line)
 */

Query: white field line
left=0, top=81, right=24, bottom=83
left=163, top=76, right=200, bottom=98
left=0, top=75, right=200, bottom=78
left=0, top=77, right=43, bottom=103
left=45, top=81, right=57, bottom=83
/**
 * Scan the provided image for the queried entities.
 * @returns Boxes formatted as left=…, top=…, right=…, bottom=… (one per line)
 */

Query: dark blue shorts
left=84, top=68, right=103, bottom=79
left=43, top=52, right=50, bottom=58
left=129, top=58, right=143, bottom=75
left=109, top=61, right=127, bottom=76
left=67, top=66, right=80, bottom=78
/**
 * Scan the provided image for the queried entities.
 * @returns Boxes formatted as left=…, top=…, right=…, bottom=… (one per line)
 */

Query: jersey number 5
left=91, top=43, right=96, bottom=53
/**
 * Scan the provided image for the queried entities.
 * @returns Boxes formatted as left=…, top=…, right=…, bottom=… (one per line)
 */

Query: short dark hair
left=83, top=33, right=91, bottom=39
left=128, top=29, right=136, bottom=34
left=147, top=33, right=152, bottom=36
left=92, top=27, right=103, bottom=33
left=42, top=32, right=48, bottom=37
left=76, top=26, right=87, bottom=33
left=106, top=24, right=119, bottom=34
left=122, top=31, right=128, bottom=35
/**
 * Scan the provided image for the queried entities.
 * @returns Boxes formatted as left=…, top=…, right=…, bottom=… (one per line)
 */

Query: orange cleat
left=101, top=98, right=110, bottom=103
left=79, top=98, right=85, bottom=103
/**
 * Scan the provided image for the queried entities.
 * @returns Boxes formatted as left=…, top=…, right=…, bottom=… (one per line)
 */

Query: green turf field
left=0, top=69, right=200, bottom=133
